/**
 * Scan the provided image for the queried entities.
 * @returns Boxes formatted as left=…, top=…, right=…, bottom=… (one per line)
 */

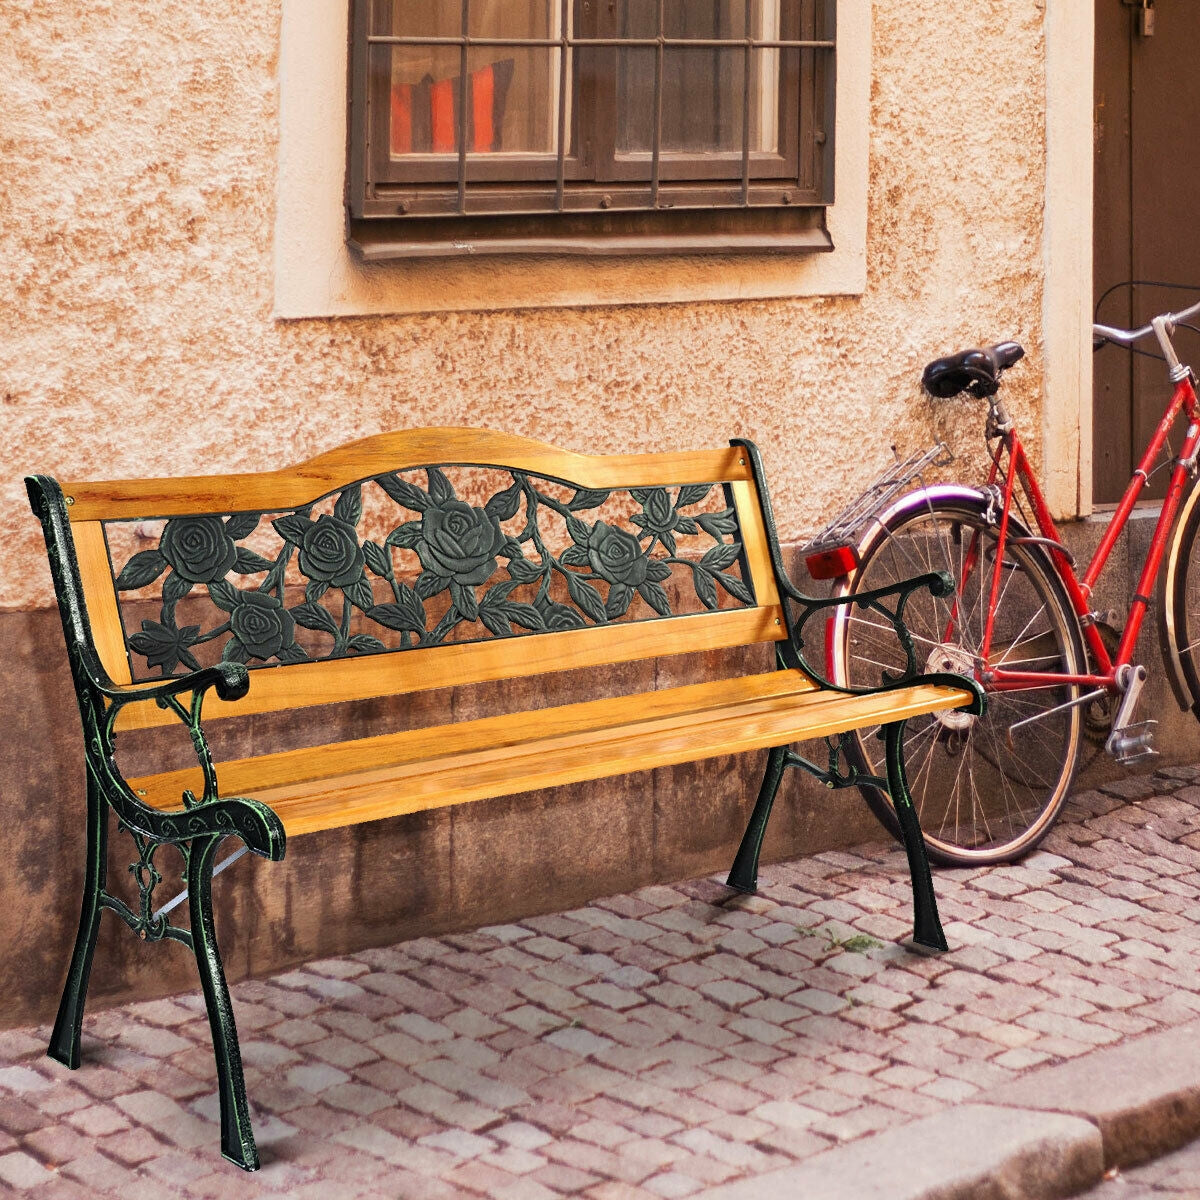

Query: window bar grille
left=366, top=3, right=840, bottom=218
left=456, top=0, right=471, bottom=213
left=555, top=0, right=569, bottom=211
left=650, top=0, right=665, bottom=209
left=741, top=0, right=753, bottom=205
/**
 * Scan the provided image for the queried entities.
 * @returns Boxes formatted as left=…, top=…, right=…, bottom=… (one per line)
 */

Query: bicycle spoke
left=837, top=497, right=1082, bottom=865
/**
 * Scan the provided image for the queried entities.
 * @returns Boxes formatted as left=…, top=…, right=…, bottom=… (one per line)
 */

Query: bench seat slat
left=129, top=671, right=974, bottom=837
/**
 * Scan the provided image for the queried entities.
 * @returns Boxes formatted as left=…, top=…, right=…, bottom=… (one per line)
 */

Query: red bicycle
left=825, top=296, right=1200, bottom=864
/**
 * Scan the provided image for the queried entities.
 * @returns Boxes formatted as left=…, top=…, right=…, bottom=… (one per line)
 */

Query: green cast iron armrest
left=97, top=665, right=284, bottom=862
left=726, top=439, right=983, bottom=715
left=785, top=573, right=984, bottom=715
left=100, top=661, right=251, bottom=706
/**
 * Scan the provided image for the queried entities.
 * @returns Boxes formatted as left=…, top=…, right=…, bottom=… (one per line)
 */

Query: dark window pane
left=614, top=2, right=781, bottom=158
left=616, top=49, right=780, bottom=156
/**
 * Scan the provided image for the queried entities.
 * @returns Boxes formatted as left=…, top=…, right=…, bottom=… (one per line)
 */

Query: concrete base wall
left=5, top=523, right=1197, bottom=1032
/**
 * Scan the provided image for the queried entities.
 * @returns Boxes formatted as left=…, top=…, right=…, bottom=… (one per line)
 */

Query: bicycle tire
left=830, top=488, right=1086, bottom=865
left=1165, top=480, right=1200, bottom=716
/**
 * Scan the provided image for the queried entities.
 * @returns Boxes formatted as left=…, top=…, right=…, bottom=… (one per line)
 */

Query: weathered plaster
left=1, top=0, right=1047, bottom=611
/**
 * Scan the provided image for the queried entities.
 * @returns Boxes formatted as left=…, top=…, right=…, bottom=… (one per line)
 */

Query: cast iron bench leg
left=726, top=745, right=789, bottom=894
left=188, top=833, right=259, bottom=1172
left=48, top=773, right=107, bottom=1070
left=883, top=720, right=948, bottom=952
left=725, top=728, right=948, bottom=953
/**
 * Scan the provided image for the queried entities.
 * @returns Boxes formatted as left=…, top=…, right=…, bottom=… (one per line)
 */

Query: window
left=346, top=0, right=836, bottom=259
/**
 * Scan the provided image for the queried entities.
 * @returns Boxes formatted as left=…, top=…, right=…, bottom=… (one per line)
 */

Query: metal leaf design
left=107, top=467, right=755, bottom=679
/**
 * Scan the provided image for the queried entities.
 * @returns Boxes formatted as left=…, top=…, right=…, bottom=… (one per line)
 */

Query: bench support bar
left=726, top=723, right=948, bottom=952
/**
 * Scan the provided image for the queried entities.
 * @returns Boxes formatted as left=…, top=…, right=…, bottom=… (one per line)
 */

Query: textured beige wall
left=0, top=1, right=1046, bottom=611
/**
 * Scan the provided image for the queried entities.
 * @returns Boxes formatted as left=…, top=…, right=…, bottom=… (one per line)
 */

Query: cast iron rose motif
left=298, top=514, right=365, bottom=588
left=113, top=466, right=752, bottom=680
left=160, top=517, right=239, bottom=584
left=631, top=487, right=702, bottom=554
left=586, top=522, right=650, bottom=589
left=227, top=591, right=297, bottom=662
left=417, top=497, right=506, bottom=588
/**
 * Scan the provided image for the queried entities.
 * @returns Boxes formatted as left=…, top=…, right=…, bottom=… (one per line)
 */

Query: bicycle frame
left=977, top=372, right=1200, bottom=694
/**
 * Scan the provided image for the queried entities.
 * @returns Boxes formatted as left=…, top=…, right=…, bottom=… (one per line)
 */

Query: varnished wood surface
left=729, top=478, right=782, bottom=612
left=111, top=605, right=787, bottom=731
left=61, top=428, right=756, bottom=521
left=128, top=671, right=975, bottom=837
left=72, top=521, right=132, bottom=685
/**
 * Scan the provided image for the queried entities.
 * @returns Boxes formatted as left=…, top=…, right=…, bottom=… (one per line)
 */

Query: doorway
left=1093, top=0, right=1200, bottom=504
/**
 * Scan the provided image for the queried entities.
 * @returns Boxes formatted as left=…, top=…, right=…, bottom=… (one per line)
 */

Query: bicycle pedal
left=1108, top=720, right=1159, bottom=766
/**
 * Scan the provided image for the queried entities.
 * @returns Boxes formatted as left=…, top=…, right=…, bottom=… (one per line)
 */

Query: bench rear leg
left=882, top=720, right=948, bottom=951
left=727, top=745, right=789, bottom=893
left=48, top=773, right=108, bottom=1070
left=188, top=833, right=259, bottom=1172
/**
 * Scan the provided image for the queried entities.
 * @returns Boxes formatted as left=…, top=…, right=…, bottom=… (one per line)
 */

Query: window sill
left=348, top=220, right=834, bottom=262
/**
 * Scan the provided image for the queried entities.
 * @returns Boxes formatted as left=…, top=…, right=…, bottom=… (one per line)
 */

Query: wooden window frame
left=346, top=0, right=836, bottom=260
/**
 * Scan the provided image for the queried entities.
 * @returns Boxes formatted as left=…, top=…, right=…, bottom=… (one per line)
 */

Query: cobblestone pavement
left=6, top=765, right=1200, bottom=1198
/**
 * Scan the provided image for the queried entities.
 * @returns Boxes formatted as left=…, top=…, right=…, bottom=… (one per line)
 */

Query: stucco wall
left=1, top=0, right=1047, bottom=612
left=0, top=2, right=1054, bottom=1026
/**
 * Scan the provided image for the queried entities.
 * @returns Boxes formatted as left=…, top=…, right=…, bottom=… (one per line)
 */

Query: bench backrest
left=34, top=428, right=787, bottom=731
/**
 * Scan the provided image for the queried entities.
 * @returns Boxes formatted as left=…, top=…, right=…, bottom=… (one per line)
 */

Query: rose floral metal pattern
left=107, top=467, right=754, bottom=680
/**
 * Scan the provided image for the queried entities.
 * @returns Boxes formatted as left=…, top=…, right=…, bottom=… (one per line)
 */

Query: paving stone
left=0, top=1150, right=58, bottom=1189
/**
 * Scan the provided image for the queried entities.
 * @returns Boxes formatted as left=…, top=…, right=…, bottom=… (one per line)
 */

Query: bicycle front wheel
left=830, top=489, right=1085, bottom=865
left=1165, top=480, right=1200, bottom=715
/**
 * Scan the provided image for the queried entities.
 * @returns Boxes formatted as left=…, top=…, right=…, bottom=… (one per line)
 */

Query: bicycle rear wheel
left=830, top=489, right=1085, bottom=865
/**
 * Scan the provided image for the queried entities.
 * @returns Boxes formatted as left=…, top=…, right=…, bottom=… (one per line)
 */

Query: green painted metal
left=723, top=440, right=984, bottom=951
left=27, top=474, right=283, bottom=1173
left=105, top=469, right=754, bottom=680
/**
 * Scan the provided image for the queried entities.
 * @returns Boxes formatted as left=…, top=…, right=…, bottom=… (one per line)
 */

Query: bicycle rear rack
left=801, top=443, right=954, bottom=579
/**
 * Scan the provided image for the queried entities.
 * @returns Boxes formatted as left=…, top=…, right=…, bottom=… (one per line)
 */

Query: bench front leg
left=48, top=771, right=108, bottom=1071
left=882, top=719, right=948, bottom=951
left=726, top=728, right=949, bottom=952
left=188, top=832, right=259, bottom=1172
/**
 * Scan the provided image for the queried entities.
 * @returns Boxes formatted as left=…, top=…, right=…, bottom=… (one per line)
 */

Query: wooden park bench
left=26, top=428, right=982, bottom=1170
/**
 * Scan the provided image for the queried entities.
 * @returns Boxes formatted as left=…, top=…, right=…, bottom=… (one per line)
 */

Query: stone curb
left=698, top=1019, right=1200, bottom=1200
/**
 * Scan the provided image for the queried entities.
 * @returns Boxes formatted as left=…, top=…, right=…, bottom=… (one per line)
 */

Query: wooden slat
left=129, top=670, right=975, bottom=837
left=111, top=605, right=787, bottom=731
left=729, top=477, right=782, bottom=612
left=73, top=521, right=132, bottom=686
left=61, top=428, right=755, bottom=521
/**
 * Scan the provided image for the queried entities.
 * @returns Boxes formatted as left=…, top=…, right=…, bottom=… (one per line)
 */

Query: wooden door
left=1093, top=1, right=1200, bottom=504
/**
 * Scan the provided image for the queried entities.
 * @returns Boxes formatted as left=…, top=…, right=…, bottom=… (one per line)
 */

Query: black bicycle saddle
left=922, top=341, right=1025, bottom=399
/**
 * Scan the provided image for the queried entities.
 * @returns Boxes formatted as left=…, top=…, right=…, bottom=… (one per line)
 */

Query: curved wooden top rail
left=62, top=428, right=755, bottom=522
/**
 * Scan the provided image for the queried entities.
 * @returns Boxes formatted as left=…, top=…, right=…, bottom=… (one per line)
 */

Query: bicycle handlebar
left=1093, top=297, right=1200, bottom=347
